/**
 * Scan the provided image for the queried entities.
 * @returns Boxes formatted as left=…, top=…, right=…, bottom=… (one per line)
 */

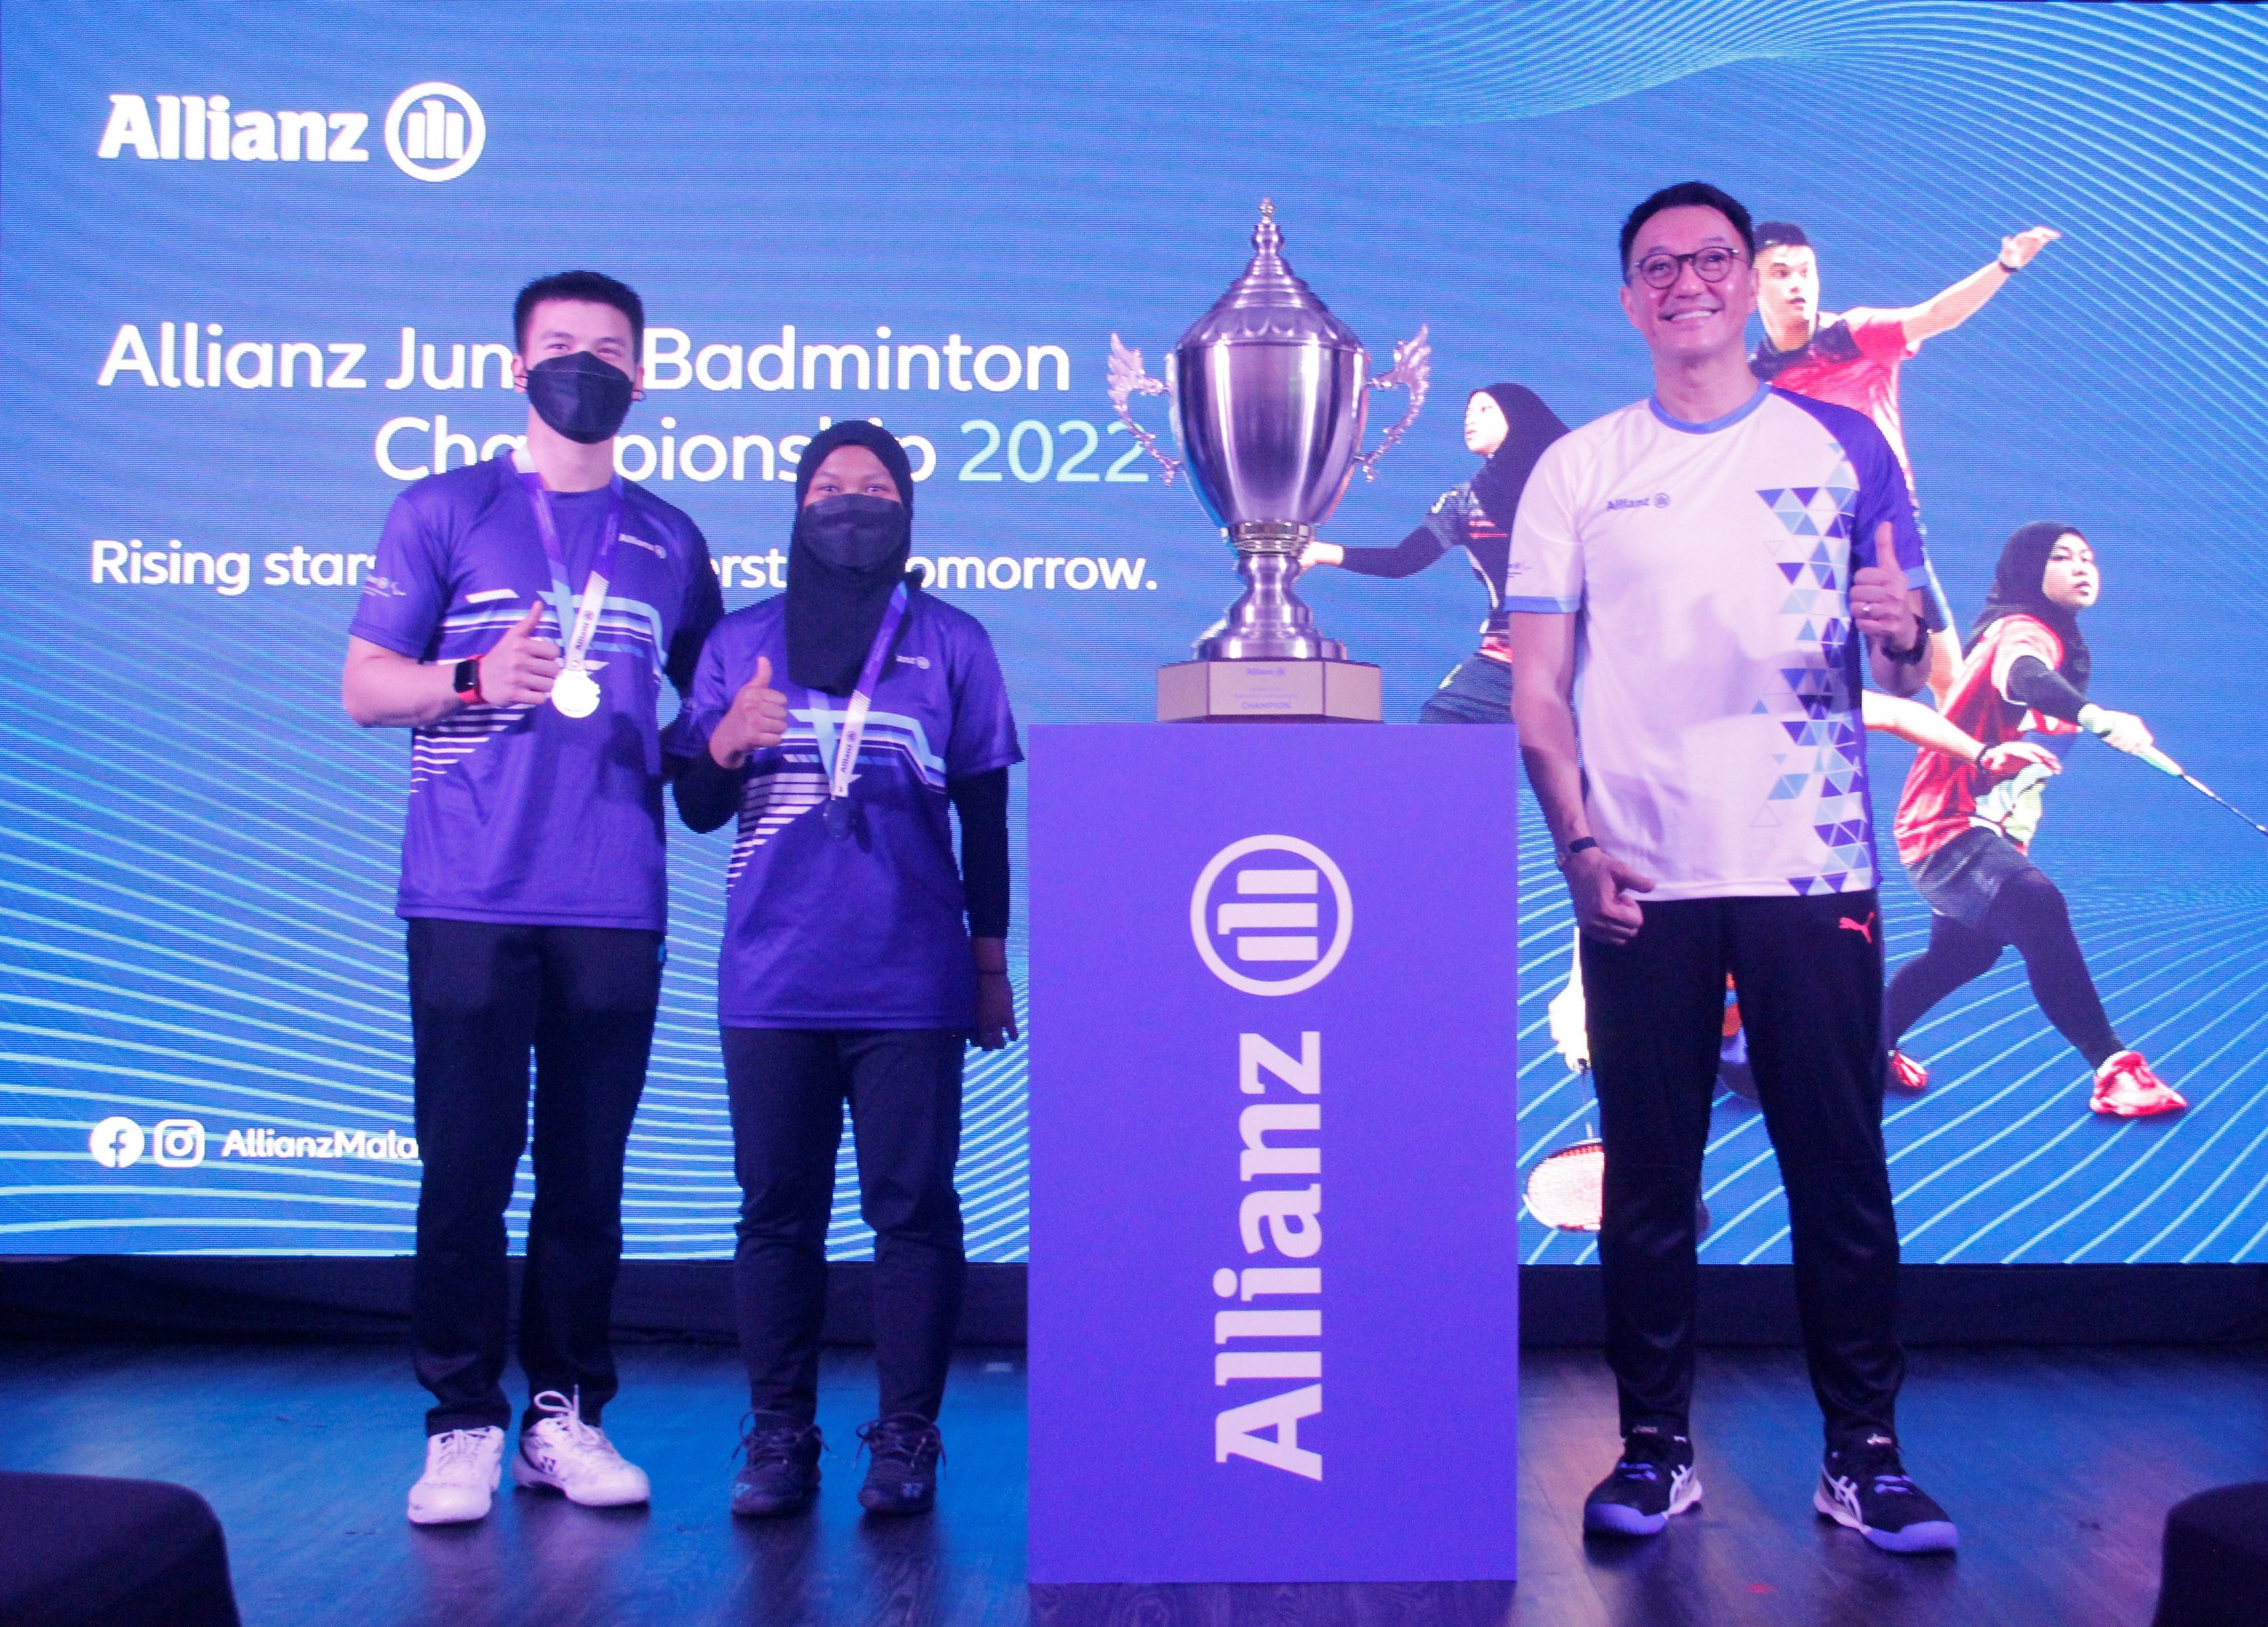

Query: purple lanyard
left=819, top=585, right=909, bottom=836
left=520, top=471, right=625, bottom=669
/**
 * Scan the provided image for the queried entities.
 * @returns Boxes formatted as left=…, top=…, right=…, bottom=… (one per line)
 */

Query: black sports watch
left=1555, top=836, right=1600, bottom=872
left=452, top=657, right=484, bottom=703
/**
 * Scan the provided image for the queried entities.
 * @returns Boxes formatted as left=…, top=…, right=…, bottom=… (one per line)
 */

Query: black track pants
left=1582, top=891, right=1904, bottom=1447
left=724, top=1028, right=967, bottom=1424
left=407, top=919, right=662, bottom=1436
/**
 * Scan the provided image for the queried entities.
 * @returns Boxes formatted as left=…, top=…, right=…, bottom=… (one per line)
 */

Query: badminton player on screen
left=1752, top=217, right=2060, bottom=699
left=1887, top=522, right=2186, bottom=1117
left=1298, top=383, right=1568, bottom=721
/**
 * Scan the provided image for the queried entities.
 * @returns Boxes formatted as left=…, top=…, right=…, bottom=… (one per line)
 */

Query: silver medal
left=551, top=667, right=601, bottom=718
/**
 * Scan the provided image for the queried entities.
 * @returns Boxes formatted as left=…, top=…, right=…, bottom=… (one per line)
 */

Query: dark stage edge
left=5, top=1341, right=2261, bottom=1627
left=4, top=1258, right=2265, bottom=1347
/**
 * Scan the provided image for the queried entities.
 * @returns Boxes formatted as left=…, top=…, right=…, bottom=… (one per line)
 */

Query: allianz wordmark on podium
left=1198, top=836, right=1354, bottom=1483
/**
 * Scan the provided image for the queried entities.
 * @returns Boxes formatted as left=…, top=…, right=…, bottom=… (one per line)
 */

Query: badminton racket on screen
left=2086, top=715, right=2268, bottom=839
left=1522, top=1138, right=1710, bottom=1237
left=1524, top=1138, right=1605, bottom=1231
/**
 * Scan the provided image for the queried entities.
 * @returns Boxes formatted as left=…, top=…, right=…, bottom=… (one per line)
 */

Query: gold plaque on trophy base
left=1157, top=659, right=1382, bottom=722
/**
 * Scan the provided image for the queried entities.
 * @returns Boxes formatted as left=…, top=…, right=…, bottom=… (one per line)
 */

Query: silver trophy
left=1110, top=200, right=1430, bottom=721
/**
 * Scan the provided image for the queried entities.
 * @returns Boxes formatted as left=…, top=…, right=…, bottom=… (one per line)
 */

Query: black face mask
left=525, top=352, right=634, bottom=444
left=795, top=494, right=909, bottom=570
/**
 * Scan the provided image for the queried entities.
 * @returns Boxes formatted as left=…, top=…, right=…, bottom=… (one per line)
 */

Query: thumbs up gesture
left=477, top=602, right=561, bottom=705
left=709, top=655, right=790, bottom=769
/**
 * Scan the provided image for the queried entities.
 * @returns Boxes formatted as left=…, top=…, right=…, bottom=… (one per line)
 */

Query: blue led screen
left=3, top=1, right=2263, bottom=1262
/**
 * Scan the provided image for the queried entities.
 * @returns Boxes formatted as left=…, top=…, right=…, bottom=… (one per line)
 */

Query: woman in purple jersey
left=674, top=421, right=1022, bottom=1521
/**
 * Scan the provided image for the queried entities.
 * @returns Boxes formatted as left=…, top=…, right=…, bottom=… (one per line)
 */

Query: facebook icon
left=88, top=1115, right=144, bottom=1169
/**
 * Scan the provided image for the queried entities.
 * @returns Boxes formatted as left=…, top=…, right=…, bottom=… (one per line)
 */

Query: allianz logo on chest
left=97, top=82, right=484, bottom=183
left=1606, top=492, right=1673, bottom=512
left=1189, top=839, right=1351, bottom=1482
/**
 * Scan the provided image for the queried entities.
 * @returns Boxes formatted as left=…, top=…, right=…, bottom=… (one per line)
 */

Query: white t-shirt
left=1507, top=385, right=1924, bottom=900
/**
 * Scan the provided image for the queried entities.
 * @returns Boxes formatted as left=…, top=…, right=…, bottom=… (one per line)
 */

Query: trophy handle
left=1351, top=323, right=1432, bottom=481
left=1106, top=334, right=1184, bottom=487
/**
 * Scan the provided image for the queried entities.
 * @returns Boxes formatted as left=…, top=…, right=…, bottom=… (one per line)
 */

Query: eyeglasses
left=1627, top=247, right=1748, bottom=290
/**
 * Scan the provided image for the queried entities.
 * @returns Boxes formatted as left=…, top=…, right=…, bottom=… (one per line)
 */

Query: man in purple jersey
left=343, top=271, right=724, bottom=1526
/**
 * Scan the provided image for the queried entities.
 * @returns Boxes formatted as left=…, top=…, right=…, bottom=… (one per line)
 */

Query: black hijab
left=786, top=421, right=917, bottom=695
left=1971, top=519, right=2090, bottom=695
left=1469, top=383, right=1570, bottom=531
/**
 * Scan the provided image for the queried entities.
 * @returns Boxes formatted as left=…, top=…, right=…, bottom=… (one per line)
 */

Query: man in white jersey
left=1507, top=182, right=1957, bottom=1555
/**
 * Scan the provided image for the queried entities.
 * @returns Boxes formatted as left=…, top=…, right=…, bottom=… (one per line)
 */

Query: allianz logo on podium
left=1190, top=836, right=1354, bottom=998
left=1188, top=838, right=1349, bottom=1481
left=96, top=82, right=483, bottom=183
left=87, top=1115, right=420, bottom=1169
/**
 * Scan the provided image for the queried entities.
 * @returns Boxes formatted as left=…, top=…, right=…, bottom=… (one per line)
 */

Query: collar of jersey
left=1648, top=382, right=1771, bottom=436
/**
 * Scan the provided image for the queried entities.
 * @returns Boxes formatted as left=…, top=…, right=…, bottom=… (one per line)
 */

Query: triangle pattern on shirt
left=1753, top=473, right=1873, bottom=893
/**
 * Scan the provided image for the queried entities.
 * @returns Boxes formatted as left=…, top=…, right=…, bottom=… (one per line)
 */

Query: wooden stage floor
left=1, top=1339, right=2257, bottom=1626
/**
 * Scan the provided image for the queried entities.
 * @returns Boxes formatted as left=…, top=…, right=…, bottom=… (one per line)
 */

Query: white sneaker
left=407, top=1426, right=506, bottom=1525
left=511, top=1389, right=651, bottom=1508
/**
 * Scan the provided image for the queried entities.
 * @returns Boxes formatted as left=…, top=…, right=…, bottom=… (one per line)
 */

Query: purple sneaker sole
left=1583, top=1500, right=1669, bottom=1537
left=1814, top=1486, right=1960, bottom=1553
left=1584, top=1472, right=1702, bottom=1538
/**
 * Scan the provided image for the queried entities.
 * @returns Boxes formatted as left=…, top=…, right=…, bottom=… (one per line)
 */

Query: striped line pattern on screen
left=1513, top=777, right=2268, bottom=1265
left=0, top=643, right=1028, bottom=1262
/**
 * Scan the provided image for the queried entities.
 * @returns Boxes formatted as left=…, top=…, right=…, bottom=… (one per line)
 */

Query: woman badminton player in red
left=1886, top=521, right=2186, bottom=1117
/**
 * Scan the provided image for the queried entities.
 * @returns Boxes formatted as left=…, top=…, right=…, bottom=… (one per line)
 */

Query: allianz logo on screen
left=86, top=1115, right=420, bottom=1169
left=96, top=82, right=483, bottom=183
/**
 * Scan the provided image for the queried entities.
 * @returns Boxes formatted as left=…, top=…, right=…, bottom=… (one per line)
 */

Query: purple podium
left=1027, top=724, right=1521, bottom=1584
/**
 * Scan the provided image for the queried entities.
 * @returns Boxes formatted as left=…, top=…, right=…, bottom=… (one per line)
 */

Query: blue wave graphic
left=2, top=0, right=2261, bottom=1264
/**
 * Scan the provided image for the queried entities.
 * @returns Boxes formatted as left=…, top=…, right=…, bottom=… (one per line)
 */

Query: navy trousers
left=407, top=919, right=662, bottom=1435
left=1582, top=892, right=1904, bottom=1446
left=724, top=1028, right=967, bottom=1424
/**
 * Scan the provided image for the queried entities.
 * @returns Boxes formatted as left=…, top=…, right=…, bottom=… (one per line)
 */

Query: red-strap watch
left=452, top=657, right=484, bottom=704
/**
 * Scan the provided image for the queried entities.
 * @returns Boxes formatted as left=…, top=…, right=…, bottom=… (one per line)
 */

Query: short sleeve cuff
left=948, top=745, right=1024, bottom=780
left=346, top=617, right=427, bottom=660
left=1503, top=594, right=1582, bottom=614
left=1850, top=311, right=1917, bottom=362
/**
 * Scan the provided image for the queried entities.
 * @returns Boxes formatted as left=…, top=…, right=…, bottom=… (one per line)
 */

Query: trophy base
left=1158, top=659, right=1382, bottom=722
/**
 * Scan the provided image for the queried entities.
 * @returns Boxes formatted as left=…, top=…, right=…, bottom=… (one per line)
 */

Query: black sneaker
left=1816, top=1434, right=1958, bottom=1553
left=730, top=1412, right=822, bottom=1518
left=855, top=1413, right=943, bottom=1516
left=1582, top=1426, right=1702, bottom=1537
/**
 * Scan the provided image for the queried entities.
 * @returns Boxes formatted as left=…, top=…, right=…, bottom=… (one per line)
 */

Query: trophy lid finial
left=1177, top=195, right=1361, bottom=352
left=1254, top=198, right=1281, bottom=255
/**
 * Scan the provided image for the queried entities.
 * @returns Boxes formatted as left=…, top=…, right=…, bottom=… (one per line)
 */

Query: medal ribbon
left=520, top=472, right=626, bottom=678
left=824, top=585, right=909, bottom=819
